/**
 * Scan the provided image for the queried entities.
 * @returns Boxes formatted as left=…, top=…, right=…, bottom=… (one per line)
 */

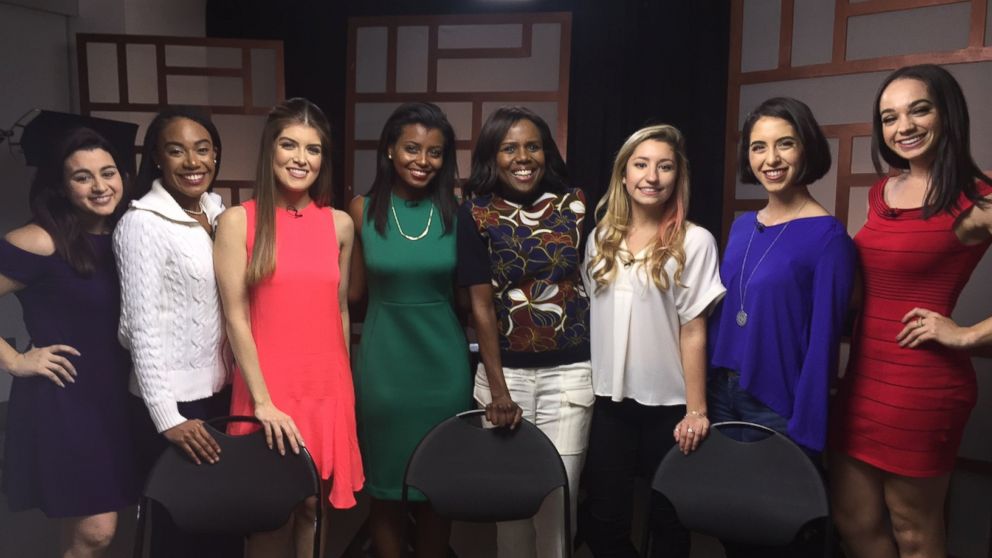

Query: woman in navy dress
left=0, top=128, right=138, bottom=556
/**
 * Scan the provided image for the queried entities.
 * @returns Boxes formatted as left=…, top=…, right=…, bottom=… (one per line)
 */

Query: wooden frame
left=76, top=33, right=286, bottom=205
left=723, top=0, right=991, bottom=241
left=344, top=12, right=572, bottom=200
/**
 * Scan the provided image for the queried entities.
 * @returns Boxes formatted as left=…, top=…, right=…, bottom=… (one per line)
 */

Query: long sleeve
left=113, top=212, right=185, bottom=432
left=788, top=232, right=856, bottom=451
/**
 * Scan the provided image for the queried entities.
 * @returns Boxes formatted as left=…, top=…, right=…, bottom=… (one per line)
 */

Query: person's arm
left=790, top=233, right=857, bottom=452
left=671, top=227, right=725, bottom=453
left=674, top=316, right=708, bottom=454
left=456, top=202, right=521, bottom=428
left=213, top=207, right=304, bottom=456
left=334, top=209, right=354, bottom=357
left=347, top=196, right=367, bottom=307
left=0, top=226, right=79, bottom=386
left=115, top=213, right=222, bottom=464
left=467, top=284, right=522, bottom=427
left=898, top=195, right=992, bottom=355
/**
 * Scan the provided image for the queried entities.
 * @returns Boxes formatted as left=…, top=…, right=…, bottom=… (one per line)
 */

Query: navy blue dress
left=1, top=234, right=139, bottom=517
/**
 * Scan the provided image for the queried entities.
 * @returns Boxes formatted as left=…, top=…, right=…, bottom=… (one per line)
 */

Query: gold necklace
left=390, top=199, right=434, bottom=241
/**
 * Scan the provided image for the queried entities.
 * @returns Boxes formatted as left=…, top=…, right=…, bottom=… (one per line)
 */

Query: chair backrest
left=651, top=421, right=828, bottom=546
left=403, top=409, right=568, bottom=523
left=143, top=416, right=320, bottom=535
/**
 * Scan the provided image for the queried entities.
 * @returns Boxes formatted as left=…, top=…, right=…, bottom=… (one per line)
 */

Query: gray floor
left=0, top=488, right=727, bottom=558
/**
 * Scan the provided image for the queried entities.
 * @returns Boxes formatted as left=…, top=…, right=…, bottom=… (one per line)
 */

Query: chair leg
left=132, top=500, right=147, bottom=558
left=563, top=485, right=573, bottom=558
left=313, top=503, right=323, bottom=558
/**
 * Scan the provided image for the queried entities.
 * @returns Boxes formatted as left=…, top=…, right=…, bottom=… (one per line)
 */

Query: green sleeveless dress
left=355, top=195, right=472, bottom=500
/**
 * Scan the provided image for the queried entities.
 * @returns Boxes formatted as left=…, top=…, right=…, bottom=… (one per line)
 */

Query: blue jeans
left=706, top=368, right=789, bottom=439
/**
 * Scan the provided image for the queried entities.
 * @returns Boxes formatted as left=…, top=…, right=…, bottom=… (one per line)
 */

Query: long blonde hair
left=588, top=124, right=690, bottom=292
left=247, top=98, right=334, bottom=285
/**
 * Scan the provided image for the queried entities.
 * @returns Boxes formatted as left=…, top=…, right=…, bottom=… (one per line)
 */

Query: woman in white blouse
left=581, top=125, right=725, bottom=557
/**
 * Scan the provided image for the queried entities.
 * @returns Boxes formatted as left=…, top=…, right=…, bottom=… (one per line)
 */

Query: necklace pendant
left=736, top=309, right=748, bottom=327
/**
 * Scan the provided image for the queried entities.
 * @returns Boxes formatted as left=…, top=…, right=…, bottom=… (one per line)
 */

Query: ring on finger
left=687, top=427, right=694, bottom=434
left=918, top=317, right=924, bottom=328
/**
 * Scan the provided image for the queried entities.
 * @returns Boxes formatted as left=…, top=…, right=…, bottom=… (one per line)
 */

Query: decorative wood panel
left=345, top=13, right=571, bottom=199
left=76, top=33, right=285, bottom=206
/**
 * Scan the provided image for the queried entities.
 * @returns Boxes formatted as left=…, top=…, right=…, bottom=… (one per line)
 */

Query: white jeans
left=474, top=361, right=595, bottom=558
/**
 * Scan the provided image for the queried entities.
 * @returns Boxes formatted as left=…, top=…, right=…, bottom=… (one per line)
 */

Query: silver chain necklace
left=736, top=200, right=808, bottom=327
left=390, top=199, right=434, bottom=241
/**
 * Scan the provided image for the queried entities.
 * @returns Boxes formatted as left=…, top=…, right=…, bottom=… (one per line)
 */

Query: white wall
left=0, top=0, right=206, bottom=401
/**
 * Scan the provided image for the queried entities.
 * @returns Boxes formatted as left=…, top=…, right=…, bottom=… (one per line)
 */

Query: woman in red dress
left=830, top=64, right=992, bottom=558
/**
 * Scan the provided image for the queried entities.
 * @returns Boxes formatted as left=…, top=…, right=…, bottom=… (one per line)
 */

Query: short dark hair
left=463, top=106, right=569, bottom=198
left=871, top=64, right=991, bottom=218
left=366, top=102, right=458, bottom=235
left=29, top=127, right=130, bottom=275
left=135, top=106, right=222, bottom=200
left=738, top=97, right=831, bottom=187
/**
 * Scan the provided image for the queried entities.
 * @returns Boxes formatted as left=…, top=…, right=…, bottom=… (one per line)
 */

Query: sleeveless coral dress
left=831, top=178, right=992, bottom=477
left=229, top=200, right=364, bottom=508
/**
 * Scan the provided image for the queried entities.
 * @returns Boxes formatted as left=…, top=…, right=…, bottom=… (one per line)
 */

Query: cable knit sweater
left=113, top=180, right=228, bottom=433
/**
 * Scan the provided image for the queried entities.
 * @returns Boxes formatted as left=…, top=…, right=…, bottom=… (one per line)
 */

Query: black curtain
left=206, top=0, right=729, bottom=237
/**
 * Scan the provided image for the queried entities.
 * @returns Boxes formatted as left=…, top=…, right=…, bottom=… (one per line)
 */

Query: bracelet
left=686, top=410, right=707, bottom=418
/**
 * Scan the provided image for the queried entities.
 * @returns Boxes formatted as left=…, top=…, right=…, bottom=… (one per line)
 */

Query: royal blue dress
left=1, top=234, right=139, bottom=517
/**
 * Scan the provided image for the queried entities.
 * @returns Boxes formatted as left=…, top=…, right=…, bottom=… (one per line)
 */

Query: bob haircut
left=134, top=106, right=222, bottom=201
left=463, top=106, right=569, bottom=198
left=366, top=102, right=458, bottom=235
left=871, top=64, right=991, bottom=217
left=29, top=127, right=130, bottom=275
left=738, top=97, right=831, bottom=187
left=247, top=98, right=334, bottom=285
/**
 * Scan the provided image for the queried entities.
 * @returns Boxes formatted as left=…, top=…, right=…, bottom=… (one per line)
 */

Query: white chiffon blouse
left=583, top=223, right=725, bottom=406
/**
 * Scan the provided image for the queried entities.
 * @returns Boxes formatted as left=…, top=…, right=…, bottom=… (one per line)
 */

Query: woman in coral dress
left=830, top=64, right=992, bottom=558
left=215, top=98, right=363, bottom=558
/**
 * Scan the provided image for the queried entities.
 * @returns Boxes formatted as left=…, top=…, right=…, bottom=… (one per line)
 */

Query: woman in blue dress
left=0, top=127, right=138, bottom=556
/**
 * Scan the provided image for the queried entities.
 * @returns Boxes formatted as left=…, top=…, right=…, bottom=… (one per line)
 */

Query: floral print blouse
left=457, top=188, right=590, bottom=368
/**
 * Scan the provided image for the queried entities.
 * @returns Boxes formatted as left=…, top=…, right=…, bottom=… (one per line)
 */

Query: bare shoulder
left=214, top=206, right=247, bottom=244
left=332, top=209, right=355, bottom=235
left=4, top=224, right=55, bottom=256
left=347, top=196, right=365, bottom=234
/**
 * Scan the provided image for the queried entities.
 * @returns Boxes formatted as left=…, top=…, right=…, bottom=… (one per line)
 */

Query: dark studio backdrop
left=206, top=0, right=730, bottom=238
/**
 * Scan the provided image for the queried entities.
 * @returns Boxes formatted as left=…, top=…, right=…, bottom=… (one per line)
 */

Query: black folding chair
left=133, top=416, right=321, bottom=558
left=650, top=421, right=830, bottom=556
left=402, top=409, right=573, bottom=557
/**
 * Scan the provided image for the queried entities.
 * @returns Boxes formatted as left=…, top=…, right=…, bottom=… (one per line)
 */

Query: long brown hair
left=588, top=124, right=690, bottom=292
left=247, top=98, right=334, bottom=285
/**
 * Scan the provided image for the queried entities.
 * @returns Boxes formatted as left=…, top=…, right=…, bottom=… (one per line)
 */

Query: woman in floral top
left=457, top=106, right=592, bottom=558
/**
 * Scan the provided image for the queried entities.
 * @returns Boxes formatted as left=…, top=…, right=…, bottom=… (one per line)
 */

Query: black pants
left=133, top=388, right=243, bottom=558
left=581, top=397, right=689, bottom=558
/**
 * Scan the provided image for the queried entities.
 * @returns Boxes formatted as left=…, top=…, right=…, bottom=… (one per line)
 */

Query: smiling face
left=879, top=78, right=941, bottom=166
left=272, top=123, right=323, bottom=194
left=624, top=139, right=677, bottom=211
left=747, top=116, right=805, bottom=193
left=389, top=123, right=444, bottom=194
left=496, top=118, right=546, bottom=197
left=64, top=148, right=124, bottom=223
left=155, top=117, right=216, bottom=206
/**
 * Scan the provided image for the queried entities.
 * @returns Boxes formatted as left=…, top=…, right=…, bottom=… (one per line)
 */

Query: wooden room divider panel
left=345, top=12, right=571, bottom=200
left=76, top=33, right=285, bottom=206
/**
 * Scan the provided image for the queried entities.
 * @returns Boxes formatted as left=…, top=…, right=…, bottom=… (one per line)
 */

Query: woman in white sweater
left=113, top=107, right=239, bottom=556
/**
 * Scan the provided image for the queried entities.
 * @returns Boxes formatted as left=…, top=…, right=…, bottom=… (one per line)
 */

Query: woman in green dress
left=348, top=102, right=471, bottom=558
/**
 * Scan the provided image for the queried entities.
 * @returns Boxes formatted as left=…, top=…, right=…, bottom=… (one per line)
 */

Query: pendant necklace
left=391, top=198, right=434, bottom=241
left=736, top=199, right=808, bottom=327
